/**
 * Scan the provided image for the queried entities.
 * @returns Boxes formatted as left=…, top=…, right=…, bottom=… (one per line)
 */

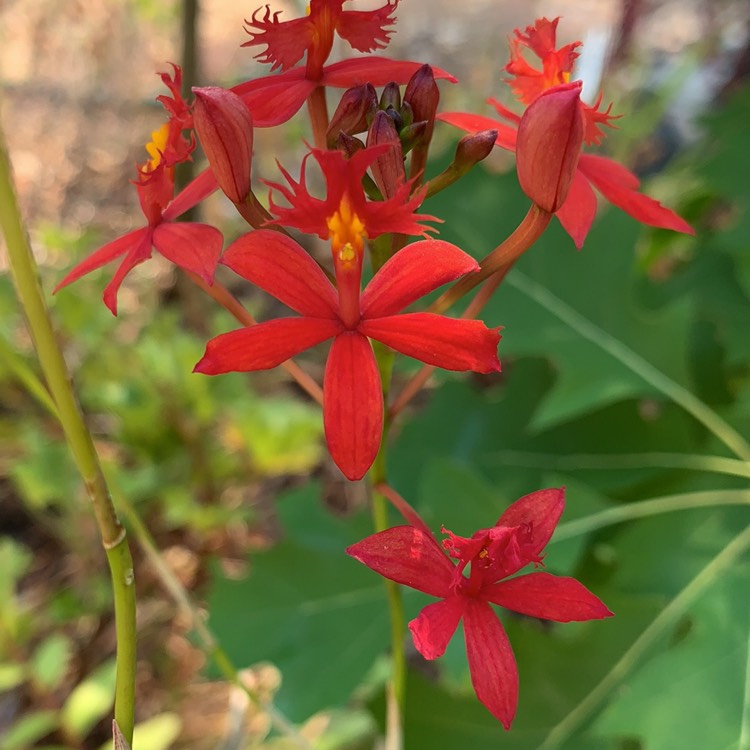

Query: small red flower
left=505, top=17, right=616, bottom=145
left=439, top=17, right=693, bottom=247
left=55, top=66, right=222, bottom=314
left=194, top=148, right=501, bottom=480
left=347, top=487, right=613, bottom=727
left=234, top=1, right=456, bottom=127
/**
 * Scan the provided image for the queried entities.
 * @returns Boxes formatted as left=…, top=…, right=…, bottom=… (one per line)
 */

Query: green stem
left=539, top=522, right=750, bottom=749
left=112, top=485, right=313, bottom=750
left=482, top=449, right=750, bottom=480
left=508, top=270, right=750, bottom=462
left=551, top=489, right=750, bottom=544
left=369, top=341, right=405, bottom=750
left=0, top=115, right=136, bottom=744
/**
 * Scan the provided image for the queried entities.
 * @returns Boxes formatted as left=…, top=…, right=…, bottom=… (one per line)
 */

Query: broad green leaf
left=207, top=483, right=413, bottom=720
left=31, top=633, right=73, bottom=691
left=592, top=570, right=750, bottom=749
left=60, top=659, right=117, bottom=741
left=2, top=709, right=59, bottom=749
left=425, top=165, right=693, bottom=430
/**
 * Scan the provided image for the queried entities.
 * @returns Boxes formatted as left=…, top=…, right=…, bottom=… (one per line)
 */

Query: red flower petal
left=360, top=240, right=479, bottom=318
left=346, top=526, right=454, bottom=597
left=194, top=317, right=341, bottom=374
left=495, top=487, right=565, bottom=563
left=359, top=313, right=501, bottom=373
left=239, top=76, right=316, bottom=128
left=53, top=227, right=148, bottom=294
left=242, top=8, right=314, bottom=72
left=152, top=222, right=223, bottom=284
left=437, top=111, right=518, bottom=151
left=409, top=595, right=465, bottom=659
left=162, top=167, right=220, bottom=221
left=101, top=230, right=154, bottom=315
left=463, top=599, right=519, bottom=729
left=323, top=332, right=382, bottom=480
left=482, top=572, right=614, bottom=622
left=221, top=230, right=339, bottom=319
left=321, top=56, right=457, bottom=88
left=336, top=2, right=399, bottom=54
left=578, top=154, right=694, bottom=235
left=555, top=168, right=598, bottom=248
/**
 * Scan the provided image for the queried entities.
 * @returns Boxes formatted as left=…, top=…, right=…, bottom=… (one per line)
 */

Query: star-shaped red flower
left=439, top=17, right=693, bottom=248
left=54, top=66, right=222, bottom=314
left=194, top=147, right=501, bottom=479
left=347, top=487, right=613, bottom=727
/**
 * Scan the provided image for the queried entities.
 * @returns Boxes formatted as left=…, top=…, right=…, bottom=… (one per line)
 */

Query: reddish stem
left=375, top=482, right=435, bottom=541
left=429, top=204, right=552, bottom=315
left=306, top=86, right=330, bottom=150
left=389, top=204, right=552, bottom=418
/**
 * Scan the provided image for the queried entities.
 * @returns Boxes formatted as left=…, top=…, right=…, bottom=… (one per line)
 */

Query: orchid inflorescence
left=55, top=2, right=692, bottom=729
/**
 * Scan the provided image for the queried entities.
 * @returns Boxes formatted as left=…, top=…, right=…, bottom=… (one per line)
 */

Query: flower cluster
left=54, top=3, right=696, bottom=728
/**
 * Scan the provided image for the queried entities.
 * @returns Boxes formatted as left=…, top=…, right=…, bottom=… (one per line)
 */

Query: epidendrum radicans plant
left=5, top=2, right=699, bottom=746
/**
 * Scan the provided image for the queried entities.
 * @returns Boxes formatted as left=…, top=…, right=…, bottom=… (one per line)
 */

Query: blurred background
left=1, top=1, right=750, bottom=749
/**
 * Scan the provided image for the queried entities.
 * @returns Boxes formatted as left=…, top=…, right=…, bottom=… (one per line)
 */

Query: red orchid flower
left=439, top=17, right=693, bottom=248
left=347, top=487, right=613, bottom=728
left=54, top=66, right=222, bottom=315
left=234, top=0, right=456, bottom=127
left=194, top=148, right=501, bottom=480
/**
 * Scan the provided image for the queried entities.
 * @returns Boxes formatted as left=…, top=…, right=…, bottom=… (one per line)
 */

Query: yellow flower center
left=145, top=123, right=170, bottom=171
left=326, top=196, right=367, bottom=269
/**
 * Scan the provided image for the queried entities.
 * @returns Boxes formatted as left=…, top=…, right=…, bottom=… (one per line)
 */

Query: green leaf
left=2, top=710, right=59, bottom=749
left=426, top=165, right=694, bottom=430
left=31, top=633, right=73, bottom=691
left=60, top=658, right=117, bottom=741
left=207, top=483, right=406, bottom=720
left=592, top=569, right=750, bottom=749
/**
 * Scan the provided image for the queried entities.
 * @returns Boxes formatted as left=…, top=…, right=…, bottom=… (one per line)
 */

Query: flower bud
left=516, top=82, right=584, bottom=213
left=192, top=86, right=254, bottom=204
left=366, top=110, right=405, bottom=199
left=326, top=84, right=377, bottom=147
left=379, top=82, right=402, bottom=113
left=399, top=120, right=428, bottom=153
left=336, top=132, right=366, bottom=159
left=404, top=64, right=439, bottom=131
left=455, top=130, right=497, bottom=170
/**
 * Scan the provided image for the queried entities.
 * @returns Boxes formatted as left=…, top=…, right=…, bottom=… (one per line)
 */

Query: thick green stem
left=369, top=341, right=405, bottom=750
left=111, top=484, right=313, bottom=750
left=0, top=116, right=136, bottom=744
